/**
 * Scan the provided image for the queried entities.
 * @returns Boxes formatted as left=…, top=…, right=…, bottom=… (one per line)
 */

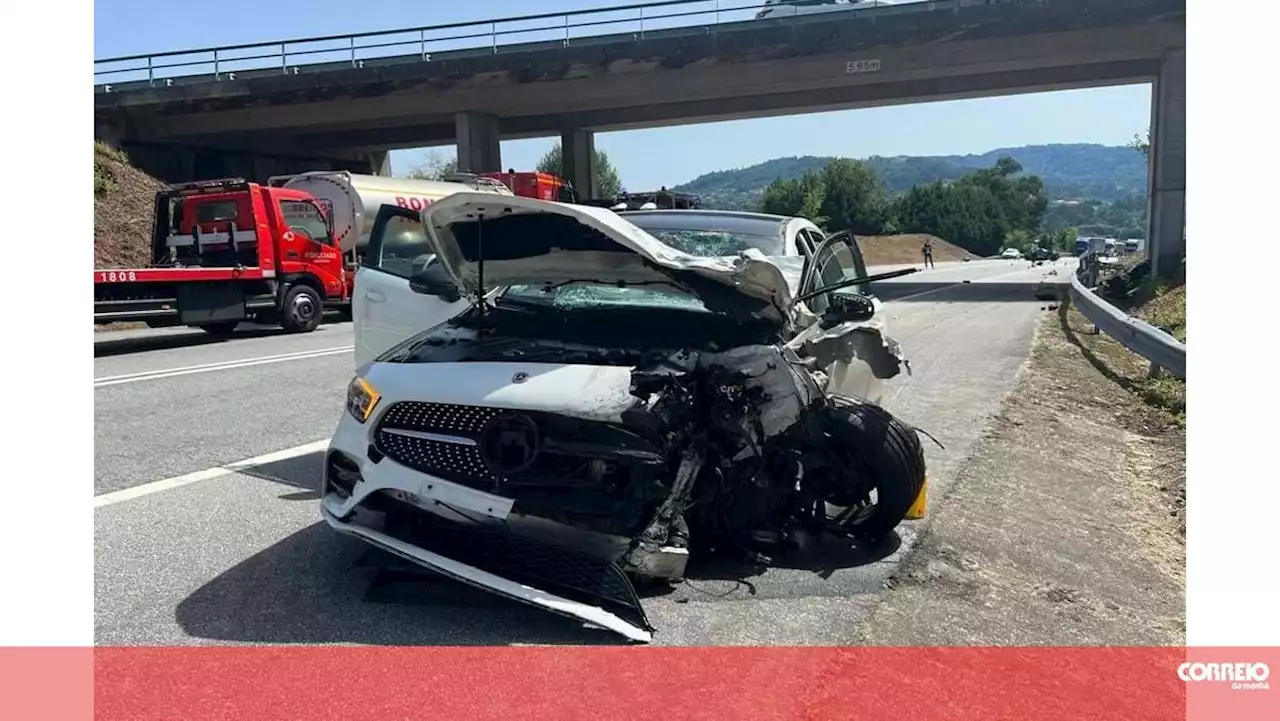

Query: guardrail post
left=1148, top=362, right=1163, bottom=379
left=420, top=30, right=426, bottom=60
left=716, top=0, right=721, bottom=24
left=350, top=36, right=356, bottom=67
left=147, top=56, right=154, bottom=86
left=492, top=22, right=498, bottom=53
left=640, top=7, right=645, bottom=38
left=281, top=43, right=287, bottom=74
left=213, top=49, right=219, bottom=80
left=564, top=15, right=570, bottom=46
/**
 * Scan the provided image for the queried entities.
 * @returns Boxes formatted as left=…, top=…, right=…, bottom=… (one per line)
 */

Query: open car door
left=790, top=230, right=903, bottom=405
left=352, top=204, right=470, bottom=369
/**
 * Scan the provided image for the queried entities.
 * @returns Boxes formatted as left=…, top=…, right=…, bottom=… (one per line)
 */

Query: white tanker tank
left=268, top=171, right=513, bottom=255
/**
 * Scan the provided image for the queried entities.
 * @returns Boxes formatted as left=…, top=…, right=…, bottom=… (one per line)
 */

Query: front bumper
left=322, top=412, right=655, bottom=642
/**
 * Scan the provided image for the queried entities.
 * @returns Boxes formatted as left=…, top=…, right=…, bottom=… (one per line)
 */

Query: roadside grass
left=94, top=141, right=127, bottom=198
left=857, top=300, right=1186, bottom=645
left=1063, top=279, right=1186, bottom=425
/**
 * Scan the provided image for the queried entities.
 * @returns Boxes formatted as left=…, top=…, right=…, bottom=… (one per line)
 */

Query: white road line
left=94, top=346, right=353, bottom=387
left=93, top=439, right=331, bottom=508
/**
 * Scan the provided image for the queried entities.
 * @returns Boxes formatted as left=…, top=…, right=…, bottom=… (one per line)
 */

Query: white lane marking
left=94, top=346, right=354, bottom=387
left=93, top=439, right=330, bottom=507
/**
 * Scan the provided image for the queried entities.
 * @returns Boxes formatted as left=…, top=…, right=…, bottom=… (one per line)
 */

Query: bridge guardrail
left=1070, top=252, right=1185, bottom=379
left=93, top=0, right=949, bottom=88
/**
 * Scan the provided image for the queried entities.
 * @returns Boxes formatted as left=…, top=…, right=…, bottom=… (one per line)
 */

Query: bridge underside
left=94, top=0, right=1184, bottom=273
left=107, top=140, right=391, bottom=185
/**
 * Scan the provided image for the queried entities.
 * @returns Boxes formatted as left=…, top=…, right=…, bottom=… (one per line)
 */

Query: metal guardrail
left=93, top=0, right=937, bottom=87
left=1070, top=252, right=1185, bottom=379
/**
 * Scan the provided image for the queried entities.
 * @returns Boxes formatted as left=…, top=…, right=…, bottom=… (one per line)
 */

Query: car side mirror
left=819, top=292, right=876, bottom=327
left=408, top=265, right=462, bottom=303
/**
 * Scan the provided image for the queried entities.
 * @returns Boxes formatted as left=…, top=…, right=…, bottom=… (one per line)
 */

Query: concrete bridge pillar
left=366, top=151, right=392, bottom=177
left=1146, top=48, right=1186, bottom=279
left=454, top=112, right=501, bottom=173
left=561, top=128, right=597, bottom=200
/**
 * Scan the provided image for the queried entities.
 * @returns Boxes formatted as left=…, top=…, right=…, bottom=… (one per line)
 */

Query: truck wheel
left=197, top=321, right=239, bottom=337
left=823, top=396, right=927, bottom=543
left=280, top=284, right=323, bottom=333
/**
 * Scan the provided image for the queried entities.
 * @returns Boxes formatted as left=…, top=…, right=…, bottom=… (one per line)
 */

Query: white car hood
left=420, top=193, right=795, bottom=324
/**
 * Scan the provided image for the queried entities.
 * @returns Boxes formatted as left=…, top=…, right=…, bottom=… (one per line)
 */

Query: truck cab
left=94, top=178, right=347, bottom=334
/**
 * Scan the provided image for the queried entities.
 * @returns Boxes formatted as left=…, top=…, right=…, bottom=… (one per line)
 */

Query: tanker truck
left=269, top=170, right=512, bottom=265
left=94, top=172, right=511, bottom=336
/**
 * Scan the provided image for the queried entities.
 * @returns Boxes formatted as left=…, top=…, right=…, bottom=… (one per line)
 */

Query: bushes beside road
left=94, top=141, right=163, bottom=269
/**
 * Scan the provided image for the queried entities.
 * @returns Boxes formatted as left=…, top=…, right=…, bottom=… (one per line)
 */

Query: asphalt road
left=94, top=257, right=1074, bottom=645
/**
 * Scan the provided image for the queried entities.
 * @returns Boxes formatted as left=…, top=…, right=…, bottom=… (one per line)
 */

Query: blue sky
left=95, top=0, right=1152, bottom=189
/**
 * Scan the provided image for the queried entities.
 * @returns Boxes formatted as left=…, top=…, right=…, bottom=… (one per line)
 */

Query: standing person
left=922, top=238, right=935, bottom=269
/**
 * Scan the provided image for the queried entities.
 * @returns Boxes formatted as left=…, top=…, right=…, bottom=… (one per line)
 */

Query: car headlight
left=346, top=376, right=381, bottom=423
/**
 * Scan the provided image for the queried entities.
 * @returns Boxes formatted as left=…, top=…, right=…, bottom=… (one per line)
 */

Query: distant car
left=1000, top=248, right=1022, bottom=259
left=1026, top=247, right=1060, bottom=262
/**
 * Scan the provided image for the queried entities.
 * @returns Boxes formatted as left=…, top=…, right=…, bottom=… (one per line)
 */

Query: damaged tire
left=824, top=396, right=926, bottom=543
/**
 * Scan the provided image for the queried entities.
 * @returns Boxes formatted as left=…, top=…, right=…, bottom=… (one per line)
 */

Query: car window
left=641, top=228, right=785, bottom=256
left=280, top=200, right=331, bottom=244
left=622, top=213, right=787, bottom=256
left=797, top=228, right=824, bottom=256
left=195, top=200, right=238, bottom=224
left=805, top=237, right=869, bottom=315
left=501, top=282, right=709, bottom=313
left=365, top=211, right=434, bottom=279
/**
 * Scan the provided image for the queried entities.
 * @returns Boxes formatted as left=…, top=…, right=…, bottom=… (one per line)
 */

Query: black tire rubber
left=279, top=284, right=323, bottom=333
left=825, top=396, right=927, bottom=543
left=196, top=321, right=239, bottom=336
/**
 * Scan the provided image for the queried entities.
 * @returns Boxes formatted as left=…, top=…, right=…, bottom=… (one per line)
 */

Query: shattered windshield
left=622, top=213, right=787, bottom=257
left=642, top=228, right=783, bottom=257
left=500, top=282, right=712, bottom=313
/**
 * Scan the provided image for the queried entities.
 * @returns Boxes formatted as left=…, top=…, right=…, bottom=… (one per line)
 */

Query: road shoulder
left=855, top=302, right=1186, bottom=645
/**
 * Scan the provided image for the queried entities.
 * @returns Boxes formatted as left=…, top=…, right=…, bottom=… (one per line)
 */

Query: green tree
left=797, top=170, right=827, bottom=224
left=536, top=142, right=622, bottom=199
left=761, top=177, right=804, bottom=216
left=760, top=169, right=827, bottom=225
left=893, top=180, right=1009, bottom=256
left=1043, top=226, right=1078, bottom=253
left=1128, top=128, right=1150, bottom=159
left=958, top=156, right=1047, bottom=233
left=403, top=150, right=457, bottom=180
left=818, top=158, right=889, bottom=235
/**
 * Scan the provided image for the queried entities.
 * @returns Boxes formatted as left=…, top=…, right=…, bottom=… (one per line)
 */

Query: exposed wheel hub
left=291, top=293, right=317, bottom=323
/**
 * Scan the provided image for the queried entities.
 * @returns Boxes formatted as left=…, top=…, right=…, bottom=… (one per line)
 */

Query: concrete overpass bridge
left=94, top=0, right=1185, bottom=274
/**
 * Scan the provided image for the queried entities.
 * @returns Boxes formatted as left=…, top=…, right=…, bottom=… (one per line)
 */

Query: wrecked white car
left=322, top=193, right=926, bottom=642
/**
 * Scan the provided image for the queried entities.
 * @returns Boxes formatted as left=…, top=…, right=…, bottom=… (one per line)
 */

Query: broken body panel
left=324, top=194, right=921, bottom=641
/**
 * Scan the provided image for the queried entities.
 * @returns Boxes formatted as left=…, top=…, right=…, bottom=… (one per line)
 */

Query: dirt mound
left=859, top=233, right=978, bottom=266
left=95, top=141, right=164, bottom=269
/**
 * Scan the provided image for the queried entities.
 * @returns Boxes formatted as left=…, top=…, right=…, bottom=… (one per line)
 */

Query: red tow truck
left=94, top=172, right=513, bottom=335
left=93, top=177, right=349, bottom=335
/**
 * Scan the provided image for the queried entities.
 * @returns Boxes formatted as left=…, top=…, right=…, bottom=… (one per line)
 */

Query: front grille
left=375, top=402, right=503, bottom=492
left=380, top=401, right=502, bottom=436
left=376, top=427, right=498, bottom=487
left=375, top=401, right=667, bottom=505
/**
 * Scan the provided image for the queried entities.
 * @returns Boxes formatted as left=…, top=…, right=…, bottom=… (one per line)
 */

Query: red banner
left=5, top=646, right=1277, bottom=720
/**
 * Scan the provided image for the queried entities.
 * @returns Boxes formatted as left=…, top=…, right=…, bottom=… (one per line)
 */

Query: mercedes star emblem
left=478, top=413, right=540, bottom=476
